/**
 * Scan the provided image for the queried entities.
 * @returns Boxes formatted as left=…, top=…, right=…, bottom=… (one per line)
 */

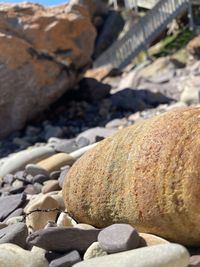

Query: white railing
left=94, top=0, right=192, bottom=69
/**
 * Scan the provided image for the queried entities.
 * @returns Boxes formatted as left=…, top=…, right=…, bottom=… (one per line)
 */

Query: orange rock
left=0, top=3, right=96, bottom=137
left=63, top=107, right=200, bottom=246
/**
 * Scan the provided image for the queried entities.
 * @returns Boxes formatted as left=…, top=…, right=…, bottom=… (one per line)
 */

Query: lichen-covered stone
left=63, top=107, right=200, bottom=246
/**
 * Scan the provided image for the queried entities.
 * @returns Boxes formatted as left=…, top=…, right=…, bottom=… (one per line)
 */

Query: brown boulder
left=63, top=107, right=200, bottom=246
left=0, top=3, right=96, bottom=137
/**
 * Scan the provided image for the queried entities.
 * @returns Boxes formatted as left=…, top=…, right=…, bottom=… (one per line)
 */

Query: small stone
left=58, top=167, right=70, bottom=188
left=25, top=164, right=49, bottom=177
left=12, top=180, right=24, bottom=188
left=0, top=193, right=26, bottom=221
left=57, top=212, right=77, bottom=227
left=50, top=171, right=61, bottom=180
left=105, top=118, right=127, bottom=129
left=188, top=255, right=200, bottom=267
left=73, top=243, right=189, bottom=267
left=24, top=184, right=42, bottom=194
left=0, top=222, right=28, bottom=248
left=54, top=139, right=78, bottom=153
left=42, top=180, right=61, bottom=194
left=0, top=243, right=49, bottom=267
left=76, top=137, right=90, bottom=148
left=27, top=226, right=101, bottom=252
left=49, top=250, right=81, bottom=267
left=32, top=174, right=49, bottom=184
left=37, top=153, right=75, bottom=173
left=84, top=242, right=107, bottom=260
left=98, top=224, right=140, bottom=253
left=24, top=194, right=59, bottom=231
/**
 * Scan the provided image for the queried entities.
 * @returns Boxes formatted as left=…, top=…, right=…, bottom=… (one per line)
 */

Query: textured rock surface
left=0, top=3, right=96, bottom=137
left=63, top=107, right=200, bottom=246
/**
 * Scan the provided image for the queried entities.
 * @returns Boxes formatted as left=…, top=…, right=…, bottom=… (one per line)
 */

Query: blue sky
left=0, top=0, right=69, bottom=6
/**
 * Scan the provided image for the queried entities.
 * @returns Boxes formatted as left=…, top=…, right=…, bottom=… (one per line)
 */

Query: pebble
left=32, top=174, right=49, bottom=184
left=49, top=250, right=81, bottom=267
left=0, top=243, right=49, bottom=267
left=98, top=224, right=140, bottom=253
left=27, top=226, right=101, bottom=252
left=54, top=139, right=78, bottom=153
left=73, top=243, right=190, bottom=267
left=42, top=180, right=61, bottom=194
left=37, top=153, right=75, bottom=173
left=56, top=212, right=77, bottom=227
left=6, top=216, right=24, bottom=225
left=58, top=166, right=70, bottom=188
left=84, top=242, right=107, bottom=260
left=4, top=208, right=23, bottom=221
left=188, top=255, right=200, bottom=267
left=0, top=193, right=26, bottom=221
left=0, top=146, right=55, bottom=179
left=50, top=171, right=61, bottom=180
left=0, top=222, right=28, bottom=248
left=24, top=194, right=59, bottom=231
left=25, top=164, right=49, bottom=177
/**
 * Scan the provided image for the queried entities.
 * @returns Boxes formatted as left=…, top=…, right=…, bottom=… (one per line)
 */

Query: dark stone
left=0, top=222, right=28, bottom=248
left=111, top=89, right=173, bottom=112
left=98, top=224, right=140, bottom=253
left=50, top=171, right=61, bottom=180
left=78, top=78, right=111, bottom=102
left=48, top=250, right=81, bottom=267
left=27, top=226, right=101, bottom=252
left=32, top=174, right=49, bottom=184
left=0, top=193, right=26, bottom=221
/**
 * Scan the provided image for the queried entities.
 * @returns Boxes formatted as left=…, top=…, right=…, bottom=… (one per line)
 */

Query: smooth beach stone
left=98, top=224, right=140, bottom=253
left=188, top=255, right=200, bottom=267
left=139, top=233, right=170, bottom=247
left=0, top=146, right=55, bottom=179
left=84, top=242, right=107, bottom=260
left=63, top=107, right=200, bottom=246
left=0, top=243, right=49, bottom=267
left=57, top=212, right=77, bottom=227
left=49, top=250, right=81, bottom=267
left=24, top=194, right=59, bottom=231
left=0, top=222, right=28, bottom=248
left=37, top=153, right=75, bottom=173
left=0, top=193, right=26, bottom=221
left=32, top=174, right=49, bottom=184
left=6, top=216, right=24, bottom=225
left=42, top=180, right=61, bottom=194
left=73, top=243, right=189, bottom=267
left=27, top=226, right=101, bottom=252
left=25, top=164, right=49, bottom=177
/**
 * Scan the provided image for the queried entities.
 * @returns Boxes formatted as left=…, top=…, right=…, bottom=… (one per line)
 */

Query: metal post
left=188, top=0, right=194, bottom=32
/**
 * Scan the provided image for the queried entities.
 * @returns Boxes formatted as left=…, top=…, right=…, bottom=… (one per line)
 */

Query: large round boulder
left=63, top=107, right=200, bottom=246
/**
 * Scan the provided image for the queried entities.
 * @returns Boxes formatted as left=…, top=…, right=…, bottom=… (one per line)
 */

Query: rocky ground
left=1, top=1, right=200, bottom=267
